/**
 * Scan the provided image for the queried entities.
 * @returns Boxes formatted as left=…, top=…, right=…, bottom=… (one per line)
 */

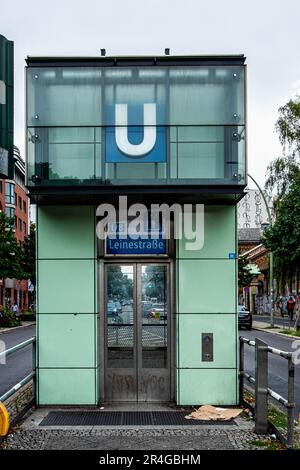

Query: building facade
left=0, top=34, right=14, bottom=180
left=26, top=55, right=247, bottom=405
left=0, top=147, right=29, bottom=310
left=237, top=189, right=269, bottom=229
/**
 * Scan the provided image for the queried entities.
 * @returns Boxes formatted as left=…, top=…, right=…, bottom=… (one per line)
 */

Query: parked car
left=142, top=301, right=153, bottom=317
left=238, top=305, right=252, bottom=330
left=148, top=303, right=167, bottom=321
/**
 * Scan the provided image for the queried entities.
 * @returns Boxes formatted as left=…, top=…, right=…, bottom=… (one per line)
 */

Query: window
left=23, top=200, right=26, bottom=213
left=18, top=218, right=22, bottom=231
left=23, top=221, right=27, bottom=234
left=5, top=182, right=15, bottom=204
left=18, top=196, right=22, bottom=209
left=5, top=207, right=15, bottom=218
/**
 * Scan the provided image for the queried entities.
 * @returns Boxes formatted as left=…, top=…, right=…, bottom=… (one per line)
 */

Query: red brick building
left=0, top=146, right=29, bottom=310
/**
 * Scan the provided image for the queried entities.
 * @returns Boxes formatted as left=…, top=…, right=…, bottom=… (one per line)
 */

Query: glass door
left=104, top=263, right=170, bottom=402
left=138, top=264, right=170, bottom=401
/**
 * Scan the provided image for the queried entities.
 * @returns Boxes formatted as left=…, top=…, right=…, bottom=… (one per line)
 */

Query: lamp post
left=247, top=174, right=274, bottom=328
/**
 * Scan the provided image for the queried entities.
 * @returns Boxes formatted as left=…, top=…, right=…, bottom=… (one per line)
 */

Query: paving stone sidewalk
left=0, top=408, right=276, bottom=450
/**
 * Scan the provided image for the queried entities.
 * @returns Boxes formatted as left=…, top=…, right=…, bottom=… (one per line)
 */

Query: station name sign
left=106, top=222, right=167, bottom=255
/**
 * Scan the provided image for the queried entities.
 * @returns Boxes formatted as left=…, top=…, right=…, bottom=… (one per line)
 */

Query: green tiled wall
left=178, top=259, right=236, bottom=313
left=177, top=314, right=236, bottom=369
left=36, top=204, right=237, bottom=406
left=177, top=369, right=237, bottom=405
left=37, top=206, right=98, bottom=405
left=38, top=314, right=96, bottom=368
left=38, top=369, right=96, bottom=405
left=176, top=205, right=238, bottom=405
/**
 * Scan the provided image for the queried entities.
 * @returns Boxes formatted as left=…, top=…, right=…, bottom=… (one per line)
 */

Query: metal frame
left=99, top=258, right=174, bottom=403
left=26, top=55, right=246, bottom=68
left=239, top=335, right=295, bottom=448
left=0, top=337, right=36, bottom=403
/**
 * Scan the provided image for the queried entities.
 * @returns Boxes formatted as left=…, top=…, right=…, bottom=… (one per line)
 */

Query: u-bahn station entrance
left=26, top=54, right=247, bottom=406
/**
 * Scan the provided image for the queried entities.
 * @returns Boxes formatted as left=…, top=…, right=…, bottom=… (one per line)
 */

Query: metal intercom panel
left=202, top=333, right=214, bottom=362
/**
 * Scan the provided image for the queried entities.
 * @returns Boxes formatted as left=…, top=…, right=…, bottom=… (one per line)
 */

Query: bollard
left=255, top=338, right=268, bottom=434
left=32, top=339, right=37, bottom=404
left=0, top=402, right=9, bottom=437
left=239, top=337, right=244, bottom=405
left=287, top=356, right=295, bottom=448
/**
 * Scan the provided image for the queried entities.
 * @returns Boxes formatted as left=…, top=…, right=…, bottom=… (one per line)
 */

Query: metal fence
left=0, top=337, right=36, bottom=419
left=239, top=336, right=295, bottom=448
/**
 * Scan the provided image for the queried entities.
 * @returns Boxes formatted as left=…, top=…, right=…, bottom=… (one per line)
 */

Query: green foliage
left=238, top=255, right=254, bottom=287
left=107, top=265, right=133, bottom=300
left=0, top=212, right=25, bottom=296
left=21, top=223, right=36, bottom=286
left=266, top=97, right=300, bottom=197
left=0, top=306, right=21, bottom=327
left=263, top=177, right=300, bottom=270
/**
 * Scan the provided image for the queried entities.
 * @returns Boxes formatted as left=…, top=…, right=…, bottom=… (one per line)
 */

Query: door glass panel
left=141, top=265, right=168, bottom=368
left=107, top=265, right=134, bottom=368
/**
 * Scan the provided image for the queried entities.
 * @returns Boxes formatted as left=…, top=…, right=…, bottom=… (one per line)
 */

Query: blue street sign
left=106, top=222, right=167, bottom=255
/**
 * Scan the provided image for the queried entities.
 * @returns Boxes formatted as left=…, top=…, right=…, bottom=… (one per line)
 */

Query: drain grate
left=39, top=411, right=237, bottom=427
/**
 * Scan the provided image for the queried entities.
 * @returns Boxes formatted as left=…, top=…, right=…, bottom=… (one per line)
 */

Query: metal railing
left=0, top=337, right=36, bottom=405
left=239, top=336, right=295, bottom=448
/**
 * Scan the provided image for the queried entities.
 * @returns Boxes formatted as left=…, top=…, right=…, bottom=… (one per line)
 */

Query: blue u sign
left=105, top=103, right=166, bottom=163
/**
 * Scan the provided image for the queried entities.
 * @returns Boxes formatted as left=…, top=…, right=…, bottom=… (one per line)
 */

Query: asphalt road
left=0, top=325, right=36, bottom=398
left=240, top=327, right=300, bottom=415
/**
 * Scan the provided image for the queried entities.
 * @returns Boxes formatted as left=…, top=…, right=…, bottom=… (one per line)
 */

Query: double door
left=104, top=262, right=171, bottom=402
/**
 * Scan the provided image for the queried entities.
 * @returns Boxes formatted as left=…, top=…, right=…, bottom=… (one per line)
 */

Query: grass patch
left=268, top=405, right=288, bottom=430
left=249, top=439, right=285, bottom=450
left=279, top=328, right=300, bottom=336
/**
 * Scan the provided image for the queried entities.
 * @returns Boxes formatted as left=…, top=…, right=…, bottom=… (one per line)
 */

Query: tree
left=265, top=97, right=300, bottom=198
left=143, top=265, right=166, bottom=301
left=263, top=177, right=300, bottom=283
left=21, top=223, right=36, bottom=286
left=107, top=265, right=133, bottom=300
left=238, top=255, right=255, bottom=288
left=0, top=212, right=24, bottom=306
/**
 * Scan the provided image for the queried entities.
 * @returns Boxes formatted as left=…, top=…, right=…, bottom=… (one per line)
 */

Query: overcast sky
left=1, top=0, right=300, bottom=186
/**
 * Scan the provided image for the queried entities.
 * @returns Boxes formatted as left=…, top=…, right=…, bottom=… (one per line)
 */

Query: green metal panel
left=38, top=314, right=96, bottom=368
left=178, top=259, right=236, bottom=313
left=177, top=369, right=237, bottom=405
left=38, top=259, right=95, bottom=313
left=38, top=369, right=96, bottom=405
left=38, top=206, right=95, bottom=259
left=0, top=34, right=14, bottom=178
left=177, top=314, right=236, bottom=368
left=177, top=205, right=236, bottom=259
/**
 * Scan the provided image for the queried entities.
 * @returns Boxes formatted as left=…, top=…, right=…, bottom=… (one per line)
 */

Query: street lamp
left=247, top=174, right=275, bottom=328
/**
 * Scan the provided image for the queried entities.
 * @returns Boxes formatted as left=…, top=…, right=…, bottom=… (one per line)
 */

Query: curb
left=252, top=325, right=300, bottom=341
left=0, top=322, right=36, bottom=335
